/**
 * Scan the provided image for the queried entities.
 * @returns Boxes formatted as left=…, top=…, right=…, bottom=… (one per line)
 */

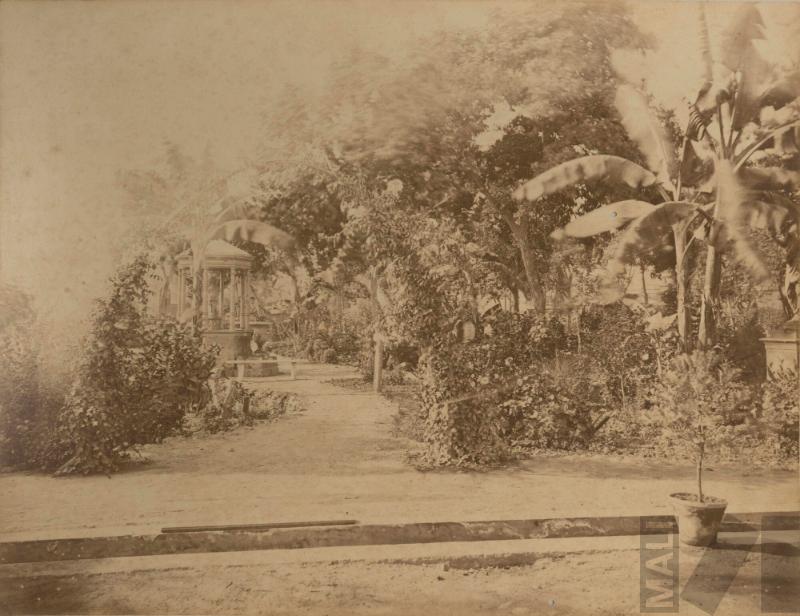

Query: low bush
left=303, top=327, right=362, bottom=365
left=417, top=310, right=567, bottom=467
left=578, top=302, right=663, bottom=407
left=197, top=375, right=253, bottom=434
left=755, top=370, right=800, bottom=463
left=249, top=390, right=304, bottom=420
left=504, top=354, right=614, bottom=452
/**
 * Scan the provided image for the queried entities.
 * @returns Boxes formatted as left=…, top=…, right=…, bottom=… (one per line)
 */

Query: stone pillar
left=242, top=270, right=249, bottom=330
left=202, top=267, right=210, bottom=326
left=229, top=267, right=236, bottom=330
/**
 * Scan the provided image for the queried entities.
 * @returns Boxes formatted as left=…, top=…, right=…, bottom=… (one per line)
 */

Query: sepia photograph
left=0, top=0, right=798, bottom=614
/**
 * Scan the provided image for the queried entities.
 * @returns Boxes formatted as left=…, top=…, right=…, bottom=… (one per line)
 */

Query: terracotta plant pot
left=670, top=492, right=728, bottom=546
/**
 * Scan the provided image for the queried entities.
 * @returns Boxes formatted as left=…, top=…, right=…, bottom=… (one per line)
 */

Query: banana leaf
left=681, top=140, right=715, bottom=188
left=759, top=71, right=800, bottom=114
left=559, top=200, right=655, bottom=238
left=722, top=220, right=772, bottom=284
left=721, top=4, right=771, bottom=131
left=717, top=161, right=772, bottom=284
left=694, top=4, right=734, bottom=113
left=776, top=126, right=800, bottom=156
left=614, top=86, right=676, bottom=187
left=599, top=201, right=699, bottom=303
left=210, top=219, right=296, bottom=252
left=748, top=193, right=800, bottom=237
left=513, top=155, right=656, bottom=202
left=741, top=167, right=800, bottom=192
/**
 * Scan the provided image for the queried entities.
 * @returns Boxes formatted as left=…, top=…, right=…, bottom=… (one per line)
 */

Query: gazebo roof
left=176, top=239, right=254, bottom=268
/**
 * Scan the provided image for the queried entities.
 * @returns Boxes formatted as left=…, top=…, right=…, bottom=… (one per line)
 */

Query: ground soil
left=2, top=537, right=797, bottom=615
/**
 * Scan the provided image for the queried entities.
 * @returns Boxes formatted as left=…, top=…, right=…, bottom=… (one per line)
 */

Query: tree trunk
left=673, top=222, right=692, bottom=352
left=503, top=212, right=546, bottom=313
left=367, top=268, right=384, bottom=393
left=639, top=264, right=649, bottom=306
left=463, top=270, right=481, bottom=336
left=696, top=447, right=704, bottom=503
left=518, top=239, right=546, bottom=313
left=698, top=239, right=722, bottom=349
left=552, top=263, right=572, bottom=314
left=191, top=270, right=201, bottom=334
left=373, top=335, right=384, bottom=393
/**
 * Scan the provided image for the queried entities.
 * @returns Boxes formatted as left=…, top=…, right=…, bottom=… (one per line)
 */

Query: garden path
left=1, top=359, right=797, bottom=541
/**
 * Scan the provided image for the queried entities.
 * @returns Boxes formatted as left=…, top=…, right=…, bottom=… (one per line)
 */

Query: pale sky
left=0, top=0, right=797, bottom=334
left=0, top=0, right=492, bottom=327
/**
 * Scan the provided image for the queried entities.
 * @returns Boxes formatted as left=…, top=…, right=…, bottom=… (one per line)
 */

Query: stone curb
left=1, top=511, right=797, bottom=565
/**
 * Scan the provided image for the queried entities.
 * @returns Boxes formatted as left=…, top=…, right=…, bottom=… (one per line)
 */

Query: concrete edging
left=1, top=511, right=797, bottom=565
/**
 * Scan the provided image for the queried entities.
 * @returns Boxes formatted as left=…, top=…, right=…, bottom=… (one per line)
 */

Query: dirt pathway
left=1, top=359, right=797, bottom=541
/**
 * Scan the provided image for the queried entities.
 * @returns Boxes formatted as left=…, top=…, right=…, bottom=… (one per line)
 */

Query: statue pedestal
left=760, top=320, right=799, bottom=375
left=203, top=330, right=253, bottom=362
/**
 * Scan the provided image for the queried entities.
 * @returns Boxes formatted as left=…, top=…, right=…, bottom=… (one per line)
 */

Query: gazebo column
left=177, top=268, right=185, bottom=317
left=217, top=270, right=224, bottom=319
left=229, top=267, right=236, bottom=330
left=242, top=270, right=249, bottom=330
left=202, top=267, right=210, bottom=325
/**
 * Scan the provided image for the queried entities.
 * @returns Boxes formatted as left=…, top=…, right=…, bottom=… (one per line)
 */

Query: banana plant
left=514, top=4, right=800, bottom=349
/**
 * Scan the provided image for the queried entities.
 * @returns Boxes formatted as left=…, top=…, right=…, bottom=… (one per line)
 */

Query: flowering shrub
left=55, top=256, right=218, bottom=474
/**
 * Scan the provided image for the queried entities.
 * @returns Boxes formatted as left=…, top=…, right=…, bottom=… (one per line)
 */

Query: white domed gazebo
left=175, top=239, right=255, bottom=362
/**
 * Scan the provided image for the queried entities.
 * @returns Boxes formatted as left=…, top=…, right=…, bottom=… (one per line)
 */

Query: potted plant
left=648, top=351, right=754, bottom=546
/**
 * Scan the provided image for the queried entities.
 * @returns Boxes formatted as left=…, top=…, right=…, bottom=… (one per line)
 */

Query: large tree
left=253, top=2, right=649, bottom=314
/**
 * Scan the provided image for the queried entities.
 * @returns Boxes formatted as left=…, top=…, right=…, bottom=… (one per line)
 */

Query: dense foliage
left=418, top=310, right=568, bottom=466
left=9, top=2, right=798, bottom=479
left=757, top=370, right=800, bottom=462
left=197, top=377, right=303, bottom=434
left=53, top=256, right=219, bottom=474
left=0, top=286, right=43, bottom=467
